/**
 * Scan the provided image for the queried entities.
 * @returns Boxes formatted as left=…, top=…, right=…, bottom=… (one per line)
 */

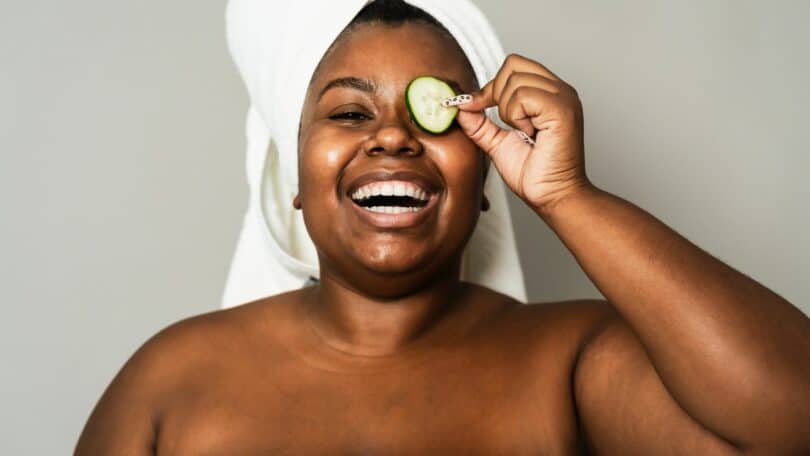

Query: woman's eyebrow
left=317, top=76, right=376, bottom=102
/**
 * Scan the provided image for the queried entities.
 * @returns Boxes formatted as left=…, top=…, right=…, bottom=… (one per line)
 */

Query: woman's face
left=298, top=21, right=485, bottom=293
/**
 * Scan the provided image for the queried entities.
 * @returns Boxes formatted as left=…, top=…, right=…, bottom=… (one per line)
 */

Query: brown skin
left=75, top=22, right=810, bottom=455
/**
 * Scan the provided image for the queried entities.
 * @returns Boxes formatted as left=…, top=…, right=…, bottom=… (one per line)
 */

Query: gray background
left=2, top=1, right=808, bottom=454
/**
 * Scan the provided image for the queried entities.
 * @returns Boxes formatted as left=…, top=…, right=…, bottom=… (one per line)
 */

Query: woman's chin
left=315, top=231, right=467, bottom=289
left=350, top=257, right=453, bottom=299
left=357, top=249, right=434, bottom=276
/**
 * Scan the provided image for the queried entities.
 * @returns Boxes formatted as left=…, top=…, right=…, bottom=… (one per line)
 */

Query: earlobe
left=293, top=194, right=302, bottom=210
left=481, top=194, right=490, bottom=212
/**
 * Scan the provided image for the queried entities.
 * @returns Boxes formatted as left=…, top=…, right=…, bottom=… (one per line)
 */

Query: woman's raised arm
left=454, top=52, right=810, bottom=453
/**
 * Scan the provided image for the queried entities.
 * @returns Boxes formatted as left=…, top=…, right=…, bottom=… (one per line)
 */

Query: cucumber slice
left=405, top=76, right=459, bottom=134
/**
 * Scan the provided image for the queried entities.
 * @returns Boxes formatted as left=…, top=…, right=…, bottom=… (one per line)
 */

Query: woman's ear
left=293, top=194, right=302, bottom=210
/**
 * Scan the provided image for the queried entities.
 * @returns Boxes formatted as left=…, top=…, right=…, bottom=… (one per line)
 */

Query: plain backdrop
left=2, top=1, right=808, bottom=453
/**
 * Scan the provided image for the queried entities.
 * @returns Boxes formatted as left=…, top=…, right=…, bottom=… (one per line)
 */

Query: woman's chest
left=156, top=348, right=582, bottom=455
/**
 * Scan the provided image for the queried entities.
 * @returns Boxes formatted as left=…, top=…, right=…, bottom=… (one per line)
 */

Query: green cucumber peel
left=405, top=76, right=459, bottom=134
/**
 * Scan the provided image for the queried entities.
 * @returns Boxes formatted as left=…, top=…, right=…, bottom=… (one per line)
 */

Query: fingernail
left=441, top=94, right=473, bottom=107
left=516, top=130, right=535, bottom=146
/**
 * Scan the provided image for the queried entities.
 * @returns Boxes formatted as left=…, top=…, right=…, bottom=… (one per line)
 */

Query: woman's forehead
left=311, top=22, right=477, bottom=93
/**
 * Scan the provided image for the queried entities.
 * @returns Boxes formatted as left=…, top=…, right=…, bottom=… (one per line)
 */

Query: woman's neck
left=302, top=267, right=467, bottom=357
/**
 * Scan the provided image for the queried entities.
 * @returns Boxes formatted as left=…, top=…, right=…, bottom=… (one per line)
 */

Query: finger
left=497, top=72, right=560, bottom=134
left=503, top=53, right=562, bottom=83
left=449, top=54, right=565, bottom=111
left=451, top=79, right=494, bottom=112
left=456, top=109, right=532, bottom=183
left=493, top=54, right=560, bottom=103
left=503, top=86, right=563, bottom=133
left=455, top=109, right=511, bottom=157
left=501, top=71, right=561, bottom=100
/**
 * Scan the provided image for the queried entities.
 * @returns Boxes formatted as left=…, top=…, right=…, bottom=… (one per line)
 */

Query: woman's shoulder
left=75, top=291, right=303, bottom=452
left=142, top=288, right=304, bottom=361
left=468, top=282, right=614, bottom=336
left=460, top=282, right=618, bottom=361
left=114, top=290, right=302, bottom=388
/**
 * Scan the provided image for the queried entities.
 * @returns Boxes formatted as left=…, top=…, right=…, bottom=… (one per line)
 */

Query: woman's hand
left=453, top=53, right=592, bottom=216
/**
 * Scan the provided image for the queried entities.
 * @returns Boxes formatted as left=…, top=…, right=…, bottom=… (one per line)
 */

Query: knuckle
left=467, top=115, right=490, bottom=142
left=563, top=81, right=580, bottom=98
left=504, top=70, right=523, bottom=89
left=505, top=52, right=525, bottom=65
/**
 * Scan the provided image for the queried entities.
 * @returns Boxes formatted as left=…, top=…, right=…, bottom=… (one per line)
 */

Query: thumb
left=453, top=80, right=512, bottom=155
left=455, top=80, right=494, bottom=112
left=455, top=108, right=531, bottom=200
left=455, top=109, right=512, bottom=157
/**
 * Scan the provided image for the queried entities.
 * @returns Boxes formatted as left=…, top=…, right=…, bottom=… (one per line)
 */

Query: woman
left=76, top=1, right=810, bottom=454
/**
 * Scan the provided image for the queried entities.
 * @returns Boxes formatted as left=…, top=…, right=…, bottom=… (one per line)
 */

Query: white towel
left=221, top=0, right=527, bottom=308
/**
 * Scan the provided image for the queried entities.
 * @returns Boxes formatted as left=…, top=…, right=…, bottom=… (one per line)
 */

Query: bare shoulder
left=497, top=294, right=617, bottom=353
left=74, top=291, right=298, bottom=455
left=106, top=289, right=299, bottom=388
left=458, top=283, right=617, bottom=363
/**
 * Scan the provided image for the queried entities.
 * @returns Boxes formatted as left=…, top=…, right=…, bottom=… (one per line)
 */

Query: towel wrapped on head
left=221, top=0, right=527, bottom=308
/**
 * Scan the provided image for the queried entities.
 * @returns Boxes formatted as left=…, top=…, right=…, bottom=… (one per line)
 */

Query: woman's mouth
left=346, top=173, right=440, bottom=228
left=350, top=180, right=431, bottom=213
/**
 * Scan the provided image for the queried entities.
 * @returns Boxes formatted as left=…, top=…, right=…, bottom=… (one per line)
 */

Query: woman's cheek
left=435, top=157, right=484, bottom=260
left=432, top=140, right=484, bottom=190
left=319, top=133, right=351, bottom=170
left=300, top=128, right=358, bottom=198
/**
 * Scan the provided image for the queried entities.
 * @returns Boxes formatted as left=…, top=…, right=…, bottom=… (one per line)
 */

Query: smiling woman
left=221, top=0, right=528, bottom=311
left=74, top=0, right=810, bottom=454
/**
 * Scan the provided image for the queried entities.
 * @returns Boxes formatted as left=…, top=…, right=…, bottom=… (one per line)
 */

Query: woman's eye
left=330, top=111, right=370, bottom=121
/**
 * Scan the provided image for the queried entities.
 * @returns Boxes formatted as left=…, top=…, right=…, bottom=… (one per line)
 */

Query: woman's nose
left=363, top=122, right=423, bottom=157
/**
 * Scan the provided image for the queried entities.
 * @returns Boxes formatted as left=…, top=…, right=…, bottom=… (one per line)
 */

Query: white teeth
left=351, top=180, right=431, bottom=202
left=366, top=206, right=421, bottom=214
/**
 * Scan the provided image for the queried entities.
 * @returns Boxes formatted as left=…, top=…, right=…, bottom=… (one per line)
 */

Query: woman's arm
left=548, top=184, right=810, bottom=453
left=454, top=53, right=810, bottom=453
